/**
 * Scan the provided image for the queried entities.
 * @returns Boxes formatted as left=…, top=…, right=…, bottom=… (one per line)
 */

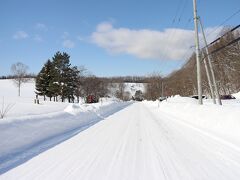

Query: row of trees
left=35, top=52, right=108, bottom=103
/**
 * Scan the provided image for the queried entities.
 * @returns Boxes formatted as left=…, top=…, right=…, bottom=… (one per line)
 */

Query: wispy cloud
left=62, top=39, right=75, bottom=48
left=77, top=35, right=87, bottom=42
left=13, top=31, right=29, bottom=40
left=91, top=22, right=221, bottom=61
left=62, top=32, right=70, bottom=39
left=61, top=32, right=75, bottom=48
left=35, top=23, right=48, bottom=31
left=33, top=34, right=44, bottom=42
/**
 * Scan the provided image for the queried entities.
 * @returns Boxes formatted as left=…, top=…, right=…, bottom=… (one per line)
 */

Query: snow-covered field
left=0, top=79, right=69, bottom=117
left=1, top=79, right=240, bottom=180
left=0, top=79, right=131, bottom=174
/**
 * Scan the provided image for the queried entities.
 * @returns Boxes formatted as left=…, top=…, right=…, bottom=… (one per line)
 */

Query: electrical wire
left=206, top=8, right=240, bottom=38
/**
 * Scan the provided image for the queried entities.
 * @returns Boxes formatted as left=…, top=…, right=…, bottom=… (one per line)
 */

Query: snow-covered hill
left=108, top=82, right=145, bottom=98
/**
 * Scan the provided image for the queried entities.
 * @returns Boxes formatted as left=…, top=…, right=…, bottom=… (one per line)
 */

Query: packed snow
left=1, top=79, right=240, bottom=180
left=1, top=101, right=240, bottom=180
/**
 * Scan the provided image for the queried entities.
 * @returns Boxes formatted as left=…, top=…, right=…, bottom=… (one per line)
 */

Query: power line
left=208, top=36, right=240, bottom=56
left=178, top=0, right=189, bottom=22
left=206, top=8, right=240, bottom=38
left=184, top=7, right=240, bottom=63
left=172, top=0, right=184, bottom=23
left=208, top=24, right=240, bottom=46
left=161, top=0, right=190, bottom=61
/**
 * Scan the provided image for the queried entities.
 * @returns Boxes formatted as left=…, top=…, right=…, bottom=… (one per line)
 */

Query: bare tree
left=115, top=82, right=126, bottom=100
left=144, top=72, right=163, bottom=100
left=11, top=62, right=29, bottom=96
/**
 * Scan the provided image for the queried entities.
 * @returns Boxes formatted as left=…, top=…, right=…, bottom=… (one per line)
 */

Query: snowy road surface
left=1, top=103, right=240, bottom=180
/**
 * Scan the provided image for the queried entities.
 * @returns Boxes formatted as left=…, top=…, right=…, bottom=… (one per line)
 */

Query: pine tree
left=66, top=66, right=79, bottom=102
left=36, top=52, right=82, bottom=103
left=51, top=51, right=72, bottom=102
left=35, top=60, right=53, bottom=101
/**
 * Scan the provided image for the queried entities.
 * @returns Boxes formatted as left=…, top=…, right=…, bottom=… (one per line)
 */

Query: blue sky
left=0, top=0, right=239, bottom=77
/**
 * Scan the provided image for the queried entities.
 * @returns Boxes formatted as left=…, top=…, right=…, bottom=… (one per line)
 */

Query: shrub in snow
left=0, top=97, right=15, bottom=119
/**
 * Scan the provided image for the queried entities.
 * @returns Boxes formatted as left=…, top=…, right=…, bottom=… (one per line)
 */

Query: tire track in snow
left=144, top=103, right=240, bottom=180
left=2, top=103, right=240, bottom=180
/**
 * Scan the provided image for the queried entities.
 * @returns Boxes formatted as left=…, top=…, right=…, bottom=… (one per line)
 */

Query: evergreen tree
left=67, top=66, right=80, bottom=102
left=35, top=60, right=53, bottom=100
left=51, top=51, right=72, bottom=102
left=36, top=51, right=82, bottom=103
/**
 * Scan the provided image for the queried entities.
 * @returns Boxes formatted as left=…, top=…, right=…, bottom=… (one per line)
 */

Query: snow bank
left=146, top=96, right=240, bottom=140
left=232, top=91, right=240, bottom=99
left=0, top=99, right=131, bottom=173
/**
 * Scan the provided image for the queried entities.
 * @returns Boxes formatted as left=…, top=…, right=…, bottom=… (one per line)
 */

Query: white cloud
left=97, top=22, right=114, bottom=32
left=62, top=39, right=75, bottom=48
left=77, top=35, right=85, bottom=41
left=35, top=23, right=48, bottom=31
left=13, top=31, right=29, bottom=40
left=91, top=22, right=221, bottom=61
left=33, top=34, right=43, bottom=42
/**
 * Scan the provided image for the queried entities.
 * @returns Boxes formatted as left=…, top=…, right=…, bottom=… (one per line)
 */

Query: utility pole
left=161, top=81, right=164, bottom=98
left=199, top=18, right=222, bottom=105
left=193, top=0, right=203, bottom=105
left=201, top=52, right=216, bottom=104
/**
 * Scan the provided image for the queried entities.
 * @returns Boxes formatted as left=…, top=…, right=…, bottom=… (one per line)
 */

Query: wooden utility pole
left=193, top=0, right=203, bottom=105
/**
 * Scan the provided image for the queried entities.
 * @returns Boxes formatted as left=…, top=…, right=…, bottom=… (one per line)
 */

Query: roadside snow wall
left=0, top=100, right=131, bottom=174
left=152, top=96, right=240, bottom=140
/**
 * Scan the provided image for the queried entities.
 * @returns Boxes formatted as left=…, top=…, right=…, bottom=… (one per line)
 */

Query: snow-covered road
left=1, top=102, right=240, bottom=180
